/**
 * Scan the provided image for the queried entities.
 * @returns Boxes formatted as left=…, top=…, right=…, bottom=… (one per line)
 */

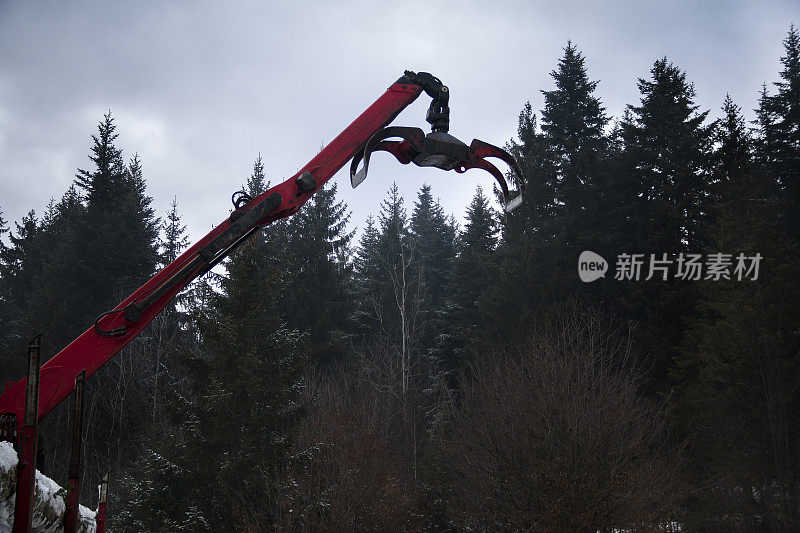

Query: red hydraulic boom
left=0, top=70, right=524, bottom=436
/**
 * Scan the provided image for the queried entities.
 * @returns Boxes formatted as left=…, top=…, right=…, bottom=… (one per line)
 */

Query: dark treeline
left=1, top=26, right=799, bottom=531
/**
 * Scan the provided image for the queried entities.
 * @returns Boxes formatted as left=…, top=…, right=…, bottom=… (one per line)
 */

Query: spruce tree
left=42, top=114, right=159, bottom=488
left=620, top=58, right=713, bottom=253
left=115, top=157, right=307, bottom=531
left=540, top=42, right=611, bottom=305
left=353, top=184, right=415, bottom=346
left=491, top=43, right=610, bottom=339
left=160, top=197, right=190, bottom=266
left=284, top=181, right=354, bottom=366
left=0, top=211, right=39, bottom=316
left=0, top=210, right=39, bottom=378
left=762, top=25, right=800, bottom=247
left=409, top=184, right=456, bottom=359
left=450, top=186, right=497, bottom=365
left=246, top=153, right=267, bottom=196
left=144, top=196, right=192, bottom=426
left=21, top=186, right=88, bottom=352
left=673, top=94, right=800, bottom=528
left=353, top=215, right=383, bottom=339
left=74, top=113, right=159, bottom=322
left=504, top=102, right=552, bottom=243
left=156, top=195, right=190, bottom=325
left=0, top=207, right=9, bottom=370
left=1, top=112, right=160, bottom=483
left=540, top=41, right=608, bottom=250
left=616, top=58, right=713, bottom=389
left=376, top=183, right=414, bottom=345
left=185, top=227, right=306, bottom=530
left=492, top=103, right=554, bottom=337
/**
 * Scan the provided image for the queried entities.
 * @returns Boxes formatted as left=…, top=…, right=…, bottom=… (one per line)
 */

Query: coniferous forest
left=1, top=27, right=799, bottom=531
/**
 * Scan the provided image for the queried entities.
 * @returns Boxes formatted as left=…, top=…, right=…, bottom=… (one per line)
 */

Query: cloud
left=0, top=1, right=796, bottom=244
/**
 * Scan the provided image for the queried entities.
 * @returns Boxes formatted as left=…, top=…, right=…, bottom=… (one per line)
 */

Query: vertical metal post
left=13, top=334, right=42, bottom=533
left=64, top=370, right=85, bottom=533
left=95, top=473, right=108, bottom=533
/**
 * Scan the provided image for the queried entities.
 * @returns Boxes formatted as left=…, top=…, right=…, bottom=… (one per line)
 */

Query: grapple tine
left=350, top=126, right=426, bottom=188
left=350, top=149, right=367, bottom=187
left=505, top=194, right=523, bottom=212
left=351, top=161, right=369, bottom=189
left=455, top=158, right=522, bottom=212
left=468, top=139, right=525, bottom=211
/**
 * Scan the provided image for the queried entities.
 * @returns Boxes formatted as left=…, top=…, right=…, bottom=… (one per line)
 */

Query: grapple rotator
left=350, top=71, right=525, bottom=211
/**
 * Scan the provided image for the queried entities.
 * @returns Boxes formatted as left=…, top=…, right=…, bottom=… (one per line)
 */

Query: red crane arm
left=0, top=69, right=526, bottom=436
left=0, top=77, right=424, bottom=430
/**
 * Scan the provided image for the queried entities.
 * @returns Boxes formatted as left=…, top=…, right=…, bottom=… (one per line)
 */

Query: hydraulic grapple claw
left=350, top=127, right=525, bottom=211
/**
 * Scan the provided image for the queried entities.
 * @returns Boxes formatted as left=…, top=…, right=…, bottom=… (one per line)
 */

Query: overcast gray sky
left=0, top=1, right=797, bottom=246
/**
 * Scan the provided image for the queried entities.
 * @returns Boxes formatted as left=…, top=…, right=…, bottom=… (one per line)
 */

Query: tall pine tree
left=540, top=41, right=609, bottom=252
left=761, top=25, right=800, bottom=248
left=114, top=156, right=307, bottom=531
left=0, top=209, right=40, bottom=378
left=353, top=215, right=383, bottom=340
left=160, top=196, right=190, bottom=266
left=450, top=186, right=497, bottom=366
left=354, top=184, right=415, bottom=346
left=74, top=113, right=160, bottom=322
left=491, top=43, right=610, bottom=339
left=616, top=58, right=713, bottom=389
left=409, top=184, right=457, bottom=360
left=0, top=207, right=9, bottom=371
left=284, top=181, right=354, bottom=366
left=673, top=93, right=800, bottom=528
left=619, top=58, right=713, bottom=253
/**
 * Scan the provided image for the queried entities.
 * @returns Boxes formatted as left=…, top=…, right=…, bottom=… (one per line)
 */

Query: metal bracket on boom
left=93, top=192, right=283, bottom=336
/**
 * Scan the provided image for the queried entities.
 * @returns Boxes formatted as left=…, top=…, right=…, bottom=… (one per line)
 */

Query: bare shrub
left=274, top=367, right=411, bottom=532
left=435, top=306, right=683, bottom=531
